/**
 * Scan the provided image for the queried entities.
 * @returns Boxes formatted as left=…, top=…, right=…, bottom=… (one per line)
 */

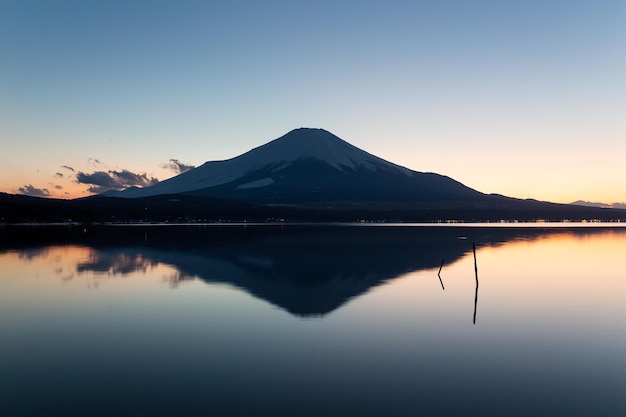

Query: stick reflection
left=437, top=258, right=445, bottom=290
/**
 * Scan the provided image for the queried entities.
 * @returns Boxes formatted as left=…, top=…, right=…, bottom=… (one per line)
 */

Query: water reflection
left=2, top=225, right=626, bottom=417
left=1, top=224, right=623, bottom=317
left=77, top=251, right=154, bottom=275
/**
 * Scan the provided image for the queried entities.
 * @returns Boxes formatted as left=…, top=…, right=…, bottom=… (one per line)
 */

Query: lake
left=1, top=224, right=625, bottom=416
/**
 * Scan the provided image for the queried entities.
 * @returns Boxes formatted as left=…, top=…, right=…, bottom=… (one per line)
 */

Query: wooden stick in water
left=473, top=243, right=479, bottom=324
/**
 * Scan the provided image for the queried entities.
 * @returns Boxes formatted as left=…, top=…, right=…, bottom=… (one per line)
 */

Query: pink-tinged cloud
left=76, top=169, right=159, bottom=194
left=18, top=184, right=51, bottom=197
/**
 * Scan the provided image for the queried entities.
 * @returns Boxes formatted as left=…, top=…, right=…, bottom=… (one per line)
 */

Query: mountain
left=109, top=128, right=483, bottom=206
left=571, top=200, right=626, bottom=210
left=3, top=128, right=626, bottom=222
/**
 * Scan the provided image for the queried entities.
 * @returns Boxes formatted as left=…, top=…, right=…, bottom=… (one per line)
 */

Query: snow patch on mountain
left=117, top=160, right=247, bottom=197
left=236, top=178, right=275, bottom=190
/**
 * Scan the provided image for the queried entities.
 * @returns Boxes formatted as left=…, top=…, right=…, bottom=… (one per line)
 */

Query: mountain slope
left=112, top=128, right=483, bottom=205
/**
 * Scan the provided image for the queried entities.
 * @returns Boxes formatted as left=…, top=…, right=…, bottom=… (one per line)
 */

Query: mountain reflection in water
left=2, top=224, right=626, bottom=417
left=1, top=224, right=620, bottom=317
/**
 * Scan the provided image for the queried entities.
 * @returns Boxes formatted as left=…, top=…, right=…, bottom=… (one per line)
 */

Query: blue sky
left=1, top=0, right=625, bottom=203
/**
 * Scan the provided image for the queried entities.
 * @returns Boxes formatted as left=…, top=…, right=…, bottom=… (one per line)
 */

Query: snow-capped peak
left=238, top=128, right=412, bottom=173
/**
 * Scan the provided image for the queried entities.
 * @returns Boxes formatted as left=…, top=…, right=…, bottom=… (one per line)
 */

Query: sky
left=1, top=0, right=625, bottom=204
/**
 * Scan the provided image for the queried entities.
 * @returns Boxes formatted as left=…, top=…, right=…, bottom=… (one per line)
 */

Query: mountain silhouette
left=110, top=128, right=482, bottom=205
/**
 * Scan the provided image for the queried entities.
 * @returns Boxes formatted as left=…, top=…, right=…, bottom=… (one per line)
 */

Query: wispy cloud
left=76, top=169, right=159, bottom=194
left=55, top=172, right=64, bottom=179
left=161, top=159, right=195, bottom=174
left=18, top=184, right=51, bottom=197
left=61, top=165, right=75, bottom=172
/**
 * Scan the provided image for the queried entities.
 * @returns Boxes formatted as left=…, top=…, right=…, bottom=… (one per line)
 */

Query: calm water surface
left=1, top=224, right=625, bottom=416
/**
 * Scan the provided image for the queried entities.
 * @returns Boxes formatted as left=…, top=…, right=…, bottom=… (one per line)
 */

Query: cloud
left=161, top=159, right=195, bottom=174
left=55, top=185, right=63, bottom=190
left=88, top=158, right=101, bottom=165
left=76, top=169, right=159, bottom=193
left=61, top=165, right=75, bottom=172
left=55, top=172, right=64, bottom=179
left=77, top=171, right=117, bottom=188
left=18, top=184, right=51, bottom=197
